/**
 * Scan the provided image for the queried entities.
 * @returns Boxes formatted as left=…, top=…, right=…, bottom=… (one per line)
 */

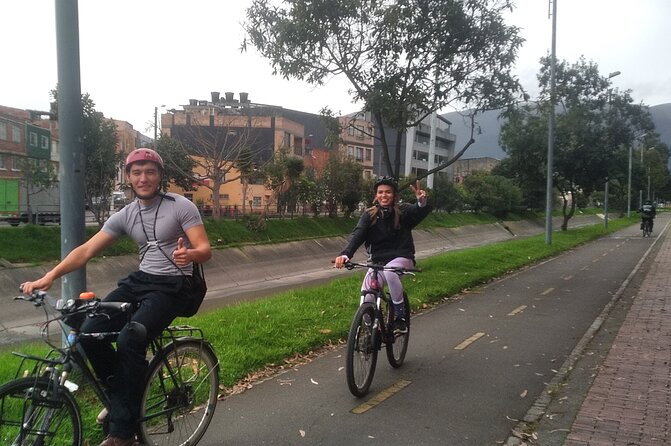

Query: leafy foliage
left=321, top=151, right=365, bottom=217
left=500, top=57, right=669, bottom=228
left=51, top=90, right=120, bottom=227
left=462, top=171, right=523, bottom=216
left=244, top=0, right=525, bottom=180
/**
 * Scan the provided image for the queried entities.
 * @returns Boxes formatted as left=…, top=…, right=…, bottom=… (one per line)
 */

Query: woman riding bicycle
left=20, top=148, right=212, bottom=446
left=334, top=177, right=431, bottom=334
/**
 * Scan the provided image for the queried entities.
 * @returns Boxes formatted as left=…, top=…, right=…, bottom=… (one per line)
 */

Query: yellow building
left=161, top=93, right=306, bottom=214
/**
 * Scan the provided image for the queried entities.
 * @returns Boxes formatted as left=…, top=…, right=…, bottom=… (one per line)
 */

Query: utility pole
left=545, top=0, right=557, bottom=245
left=55, top=0, right=86, bottom=296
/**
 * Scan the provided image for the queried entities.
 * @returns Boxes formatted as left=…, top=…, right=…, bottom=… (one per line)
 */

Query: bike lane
left=198, top=214, right=669, bottom=445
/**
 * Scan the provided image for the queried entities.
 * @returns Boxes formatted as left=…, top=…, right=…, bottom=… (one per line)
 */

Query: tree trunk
left=212, top=182, right=221, bottom=221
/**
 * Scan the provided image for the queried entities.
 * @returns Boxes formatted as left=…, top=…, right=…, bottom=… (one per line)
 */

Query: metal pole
left=55, top=0, right=86, bottom=297
left=604, top=179, right=609, bottom=229
left=627, top=144, right=632, bottom=217
left=545, top=0, right=558, bottom=245
left=154, top=106, right=158, bottom=142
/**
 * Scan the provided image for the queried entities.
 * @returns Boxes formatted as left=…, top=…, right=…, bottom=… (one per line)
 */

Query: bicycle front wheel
left=386, top=291, right=410, bottom=368
left=346, top=303, right=378, bottom=397
left=0, top=377, right=82, bottom=446
left=138, top=339, right=220, bottom=446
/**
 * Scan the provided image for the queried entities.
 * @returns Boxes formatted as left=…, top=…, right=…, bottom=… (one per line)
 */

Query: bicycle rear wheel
left=138, top=339, right=220, bottom=446
left=386, top=291, right=410, bottom=368
left=346, top=303, right=378, bottom=397
left=0, top=377, right=82, bottom=446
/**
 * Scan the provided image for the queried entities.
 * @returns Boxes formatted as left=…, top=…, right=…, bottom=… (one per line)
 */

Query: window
left=356, top=147, right=363, bottom=161
left=29, top=132, right=38, bottom=146
left=0, top=154, right=5, bottom=170
left=12, top=125, right=22, bottom=143
left=252, top=196, right=262, bottom=207
left=11, top=156, right=22, bottom=171
left=356, top=125, right=364, bottom=139
left=365, top=148, right=372, bottom=162
left=347, top=126, right=355, bottom=136
left=41, top=135, right=49, bottom=149
left=0, top=122, right=6, bottom=140
left=347, top=145, right=355, bottom=158
left=222, top=194, right=230, bottom=201
left=413, top=150, right=428, bottom=162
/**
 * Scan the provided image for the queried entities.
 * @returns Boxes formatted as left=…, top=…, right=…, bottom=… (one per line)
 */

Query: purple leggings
left=361, top=257, right=414, bottom=305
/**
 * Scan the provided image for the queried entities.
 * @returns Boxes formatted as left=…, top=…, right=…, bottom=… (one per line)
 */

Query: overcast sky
left=2, top=0, right=670, bottom=135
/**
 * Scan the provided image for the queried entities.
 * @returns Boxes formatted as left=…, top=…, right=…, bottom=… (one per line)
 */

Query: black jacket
left=639, top=203, right=656, bottom=218
left=340, top=202, right=432, bottom=265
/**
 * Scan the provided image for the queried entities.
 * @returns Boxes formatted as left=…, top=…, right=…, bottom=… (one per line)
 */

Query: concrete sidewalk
left=560, top=225, right=671, bottom=445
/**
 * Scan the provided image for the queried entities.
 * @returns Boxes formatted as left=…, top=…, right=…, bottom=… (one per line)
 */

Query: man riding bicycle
left=21, top=148, right=212, bottom=446
left=334, top=177, right=431, bottom=334
left=639, top=199, right=657, bottom=232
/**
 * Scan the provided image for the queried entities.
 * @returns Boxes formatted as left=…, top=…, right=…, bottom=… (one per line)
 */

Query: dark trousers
left=79, top=271, right=187, bottom=439
left=642, top=216, right=654, bottom=230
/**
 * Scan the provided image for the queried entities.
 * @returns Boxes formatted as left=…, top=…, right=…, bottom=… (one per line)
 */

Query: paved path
left=561, top=223, right=671, bottom=446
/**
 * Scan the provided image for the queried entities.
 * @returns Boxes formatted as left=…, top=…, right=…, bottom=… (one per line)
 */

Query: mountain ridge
left=443, top=103, right=671, bottom=161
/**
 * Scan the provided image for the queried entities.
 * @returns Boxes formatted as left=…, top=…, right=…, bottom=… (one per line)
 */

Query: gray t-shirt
left=102, top=193, right=203, bottom=276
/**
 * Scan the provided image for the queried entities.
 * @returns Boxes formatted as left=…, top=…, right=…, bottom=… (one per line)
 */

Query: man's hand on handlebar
left=20, top=276, right=54, bottom=296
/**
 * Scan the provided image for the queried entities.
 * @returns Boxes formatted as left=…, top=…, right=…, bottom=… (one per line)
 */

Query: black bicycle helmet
left=374, top=176, right=398, bottom=192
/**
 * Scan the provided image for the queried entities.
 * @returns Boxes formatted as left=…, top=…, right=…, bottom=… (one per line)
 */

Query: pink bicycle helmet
left=125, top=148, right=164, bottom=172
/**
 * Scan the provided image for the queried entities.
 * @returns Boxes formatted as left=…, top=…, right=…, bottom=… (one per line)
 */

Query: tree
left=263, top=148, right=305, bottom=215
left=500, top=57, right=659, bottom=229
left=321, top=151, right=365, bottom=218
left=462, top=171, right=522, bottom=217
left=51, top=90, right=120, bottom=226
left=432, top=175, right=466, bottom=213
left=164, top=113, right=269, bottom=220
left=15, top=157, right=58, bottom=223
left=244, top=0, right=524, bottom=182
left=156, top=135, right=197, bottom=192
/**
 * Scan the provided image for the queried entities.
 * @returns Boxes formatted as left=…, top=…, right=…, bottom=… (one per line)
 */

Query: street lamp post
left=603, top=70, right=620, bottom=229
left=154, top=105, right=165, bottom=144
left=627, top=143, right=632, bottom=217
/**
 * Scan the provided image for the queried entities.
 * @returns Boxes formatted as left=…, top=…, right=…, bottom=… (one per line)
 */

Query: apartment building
left=160, top=92, right=377, bottom=212
left=366, top=111, right=457, bottom=188
left=0, top=105, right=59, bottom=216
left=340, top=116, right=375, bottom=179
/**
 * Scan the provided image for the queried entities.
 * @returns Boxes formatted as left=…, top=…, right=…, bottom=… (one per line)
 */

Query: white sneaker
left=96, top=407, right=109, bottom=425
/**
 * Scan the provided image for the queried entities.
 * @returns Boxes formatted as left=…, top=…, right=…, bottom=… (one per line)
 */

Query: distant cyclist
left=334, top=177, right=431, bottom=334
left=639, top=199, right=657, bottom=232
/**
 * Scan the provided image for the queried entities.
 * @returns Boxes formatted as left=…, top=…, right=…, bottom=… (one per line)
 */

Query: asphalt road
left=194, top=215, right=667, bottom=446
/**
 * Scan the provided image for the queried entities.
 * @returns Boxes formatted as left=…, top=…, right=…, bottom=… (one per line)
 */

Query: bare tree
left=162, top=113, right=271, bottom=220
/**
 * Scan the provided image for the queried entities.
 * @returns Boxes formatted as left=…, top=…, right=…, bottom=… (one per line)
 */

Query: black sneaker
left=393, top=317, right=408, bottom=335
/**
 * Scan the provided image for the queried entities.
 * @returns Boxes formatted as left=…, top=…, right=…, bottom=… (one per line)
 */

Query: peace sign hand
left=410, top=180, right=427, bottom=206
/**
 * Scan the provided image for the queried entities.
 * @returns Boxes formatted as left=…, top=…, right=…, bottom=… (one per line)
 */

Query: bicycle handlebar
left=341, top=260, right=421, bottom=275
left=15, top=288, right=133, bottom=319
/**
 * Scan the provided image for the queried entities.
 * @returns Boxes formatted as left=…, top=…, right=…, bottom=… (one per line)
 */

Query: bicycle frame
left=8, top=292, right=216, bottom=442
left=359, top=268, right=393, bottom=343
left=344, top=261, right=417, bottom=397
